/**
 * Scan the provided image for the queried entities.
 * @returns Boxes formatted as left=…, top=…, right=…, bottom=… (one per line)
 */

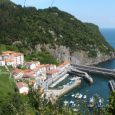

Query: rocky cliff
left=35, top=44, right=115, bottom=65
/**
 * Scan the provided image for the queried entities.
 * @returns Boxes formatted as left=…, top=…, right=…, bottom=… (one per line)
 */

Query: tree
left=106, top=91, right=115, bottom=115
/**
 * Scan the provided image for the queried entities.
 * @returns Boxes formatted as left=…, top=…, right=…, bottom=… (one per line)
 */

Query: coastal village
left=0, top=50, right=114, bottom=108
left=0, top=50, right=74, bottom=97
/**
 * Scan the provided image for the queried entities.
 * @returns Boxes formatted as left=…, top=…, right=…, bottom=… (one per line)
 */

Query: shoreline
left=82, top=52, right=115, bottom=66
left=89, top=55, right=115, bottom=66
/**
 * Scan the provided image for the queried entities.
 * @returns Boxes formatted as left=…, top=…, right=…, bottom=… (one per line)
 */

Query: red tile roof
left=46, top=69, right=59, bottom=75
left=2, top=51, right=23, bottom=57
left=16, top=82, right=28, bottom=89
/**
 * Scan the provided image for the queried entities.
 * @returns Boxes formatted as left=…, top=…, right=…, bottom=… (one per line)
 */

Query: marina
left=46, top=77, right=81, bottom=101
left=58, top=73, right=111, bottom=108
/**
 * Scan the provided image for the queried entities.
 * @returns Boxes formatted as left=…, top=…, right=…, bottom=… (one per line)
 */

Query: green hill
left=0, top=0, right=114, bottom=59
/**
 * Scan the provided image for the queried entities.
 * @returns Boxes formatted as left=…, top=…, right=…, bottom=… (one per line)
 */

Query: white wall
left=19, top=87, right=29, bottom=94
left=0, top=61, right=5, bottom=66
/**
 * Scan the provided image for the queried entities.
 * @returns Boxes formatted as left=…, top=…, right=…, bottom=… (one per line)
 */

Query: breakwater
left=72, top=64, right=115, bottom=77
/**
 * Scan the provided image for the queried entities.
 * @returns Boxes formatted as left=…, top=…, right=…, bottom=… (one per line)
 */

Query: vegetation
left=0, top=44, right=58, bottom=65
left=25, top=51, right=59, bottom=65
left=106, top=91, right=115, bottom=115
left=0, top=0, right=114, bottom=58
left=0, top=68, right=15, bottom=114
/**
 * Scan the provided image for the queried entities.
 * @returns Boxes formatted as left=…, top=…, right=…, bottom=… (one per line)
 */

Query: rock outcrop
left=35, top=44, right=115, bottom=65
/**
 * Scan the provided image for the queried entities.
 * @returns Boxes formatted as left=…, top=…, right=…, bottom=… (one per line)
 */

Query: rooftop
left=16, top=82, right=28, bottom=89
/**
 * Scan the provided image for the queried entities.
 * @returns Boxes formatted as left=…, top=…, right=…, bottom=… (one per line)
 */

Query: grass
left=0, top=67, right=15, bottom=100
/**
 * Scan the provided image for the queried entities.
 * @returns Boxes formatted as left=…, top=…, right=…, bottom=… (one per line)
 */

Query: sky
left=11, top=0, right=115, bottom=28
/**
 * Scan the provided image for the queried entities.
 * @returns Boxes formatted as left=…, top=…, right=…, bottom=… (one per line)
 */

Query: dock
left=49, top=74, right=69, bottom=88
left=46, top=78, right=81, bottom=101
left=109, top=80, right=115, bottom=91
left=46, top=70, right=68, bottom=86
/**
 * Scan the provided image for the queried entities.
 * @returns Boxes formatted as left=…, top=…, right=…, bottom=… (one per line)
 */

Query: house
left=44, top=64, right=56, bottom=71
left=57, top=61, right=70, bottom=71
left=23, top=69, right=36, bottom=79
left=11, top=52, right=24, bottom=66
left=12, top=69, right=36, bottom=80
left=16, top=82, right=29, bottom=94
left=1, top=51, right=24, bottom=67
left=12, top=69, right=24, bottom=80
left=33, top=64, right=46, bottom=75
left=25, top=61, right=40, bottom=70
left=46, top=69, right=59, bottom=78
left=5, top=58, right=14, bottom=66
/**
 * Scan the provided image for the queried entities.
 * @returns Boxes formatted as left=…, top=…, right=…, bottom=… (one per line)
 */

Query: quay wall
left=46, top=79, right=81, bottom=101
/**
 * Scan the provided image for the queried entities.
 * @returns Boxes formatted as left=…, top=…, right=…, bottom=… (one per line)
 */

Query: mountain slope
left=0, top=0, right=114, bottom=64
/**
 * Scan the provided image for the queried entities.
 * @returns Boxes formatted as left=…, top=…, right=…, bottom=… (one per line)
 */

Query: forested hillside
left=0, top=0, right=114, bottom=58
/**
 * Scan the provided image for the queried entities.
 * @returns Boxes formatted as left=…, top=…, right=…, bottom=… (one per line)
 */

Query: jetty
left=69, top=68, right=93, bottom=83
left=72, top=64, right=115, bottom=77
left=46, top=78, right=81, bottom=101
left=109, top=80, right=115, bottom=91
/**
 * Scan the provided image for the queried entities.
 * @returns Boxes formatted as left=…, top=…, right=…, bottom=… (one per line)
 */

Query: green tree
left=106, top=91, right=115, bottom=115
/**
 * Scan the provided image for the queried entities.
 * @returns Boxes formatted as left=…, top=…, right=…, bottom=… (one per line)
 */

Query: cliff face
left=35, top=44, right=115, bottom=65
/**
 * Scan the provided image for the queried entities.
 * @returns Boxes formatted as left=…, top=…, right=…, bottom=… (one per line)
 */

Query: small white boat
left=75, top=93, right=80, bottom=98
left=87, top=97, right=95, bottom=108
left=71, top=94, right=75, bottom=97
left=70, top=100, right=74, bottom=104
left=97, top=98, right=103, bottom=108
left=83, top=95, right=87, bottom=99
left=78, top=94, right=83, bottom=99
left=63, top=100, right=68, bottom=106
left=73, top=108, right=78, bottom=112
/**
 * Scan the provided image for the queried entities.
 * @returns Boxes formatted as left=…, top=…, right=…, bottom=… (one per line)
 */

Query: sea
left=58, top=28, right=115, bottom=108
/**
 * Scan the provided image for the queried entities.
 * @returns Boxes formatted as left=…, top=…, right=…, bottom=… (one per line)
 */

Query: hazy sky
left=11, top=0, right=115, bottom=28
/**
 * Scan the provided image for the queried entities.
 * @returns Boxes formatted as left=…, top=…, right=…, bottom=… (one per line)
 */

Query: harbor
left=46, top=77, right=81, bottom=101
left=45, top=61, right=115, bottom=106
left=58, top=73, right=111, bottom=112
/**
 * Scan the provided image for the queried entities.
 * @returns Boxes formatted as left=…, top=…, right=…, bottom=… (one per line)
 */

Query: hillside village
left=0, top=51, right=70, bottom=94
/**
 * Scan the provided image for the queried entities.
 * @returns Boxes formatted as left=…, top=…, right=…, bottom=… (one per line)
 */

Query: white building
left=0, top=51, right=24, bottom=67
left=12, top=69, right=24, bottom=80
left=5, top=58, right=14, bottom=66
left=16, top=82, right=29, bottom=94
left=0, top=60, right=5, bottom=66
left=25, top=61, right=40, bottom=70
left=45, top=64, right=56, bottom=71
left=46, top=69, right=59, bottom=78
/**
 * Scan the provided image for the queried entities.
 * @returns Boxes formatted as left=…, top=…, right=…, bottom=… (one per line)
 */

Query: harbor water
left=58, top=28, right=115, bottom=106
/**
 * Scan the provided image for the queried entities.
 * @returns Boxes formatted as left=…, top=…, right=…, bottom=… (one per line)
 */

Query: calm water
left=100, top=28, right=115, bottom=48
left=60, top=28, right=115, bottom=106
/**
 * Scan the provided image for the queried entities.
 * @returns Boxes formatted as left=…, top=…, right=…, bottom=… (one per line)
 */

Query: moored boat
left=87, top=97, right=95, bottom=108
left=83, top=95, right=87, bottom=99
left=71, top=94, right=75, bottom=97
left=75, top=93, right=80, bottom=98
left=78, top=94, right=83, bottom=99
left=63, top=100, right=69, bottom=106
